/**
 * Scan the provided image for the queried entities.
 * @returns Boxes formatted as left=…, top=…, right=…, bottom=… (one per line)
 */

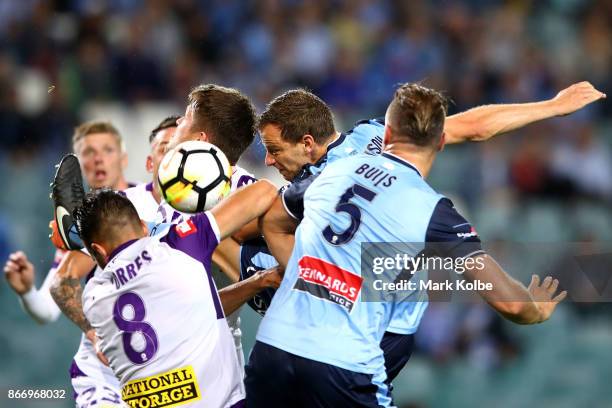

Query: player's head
left=74, top=189, right=147, bottom=268
left=148, top=115, right=179, bottom=187
left=259, top=89, right=336, bottom=181
left=170, top=84, right=256, bottom=165
left=384, top=83, right=448, bottom=152
left=72, top=120, right=128, bottom=190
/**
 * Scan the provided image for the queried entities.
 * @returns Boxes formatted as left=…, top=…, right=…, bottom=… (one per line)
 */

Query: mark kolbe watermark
left=361, top=242, right=491, bottom=301
left=372, top=276, right=492, bottom=292
left=370, top=252, right=490, bottom=292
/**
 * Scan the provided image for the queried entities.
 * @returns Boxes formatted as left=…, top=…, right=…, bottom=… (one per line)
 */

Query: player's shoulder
left=122, top=182, right=151, bottom=198
left=123, top=182, right=159, bottom=221
left=82, top=266, right=114, bottom=314
left=351, top=117, right=385, bottom=129
left=344, top=117, right=386, bottom=155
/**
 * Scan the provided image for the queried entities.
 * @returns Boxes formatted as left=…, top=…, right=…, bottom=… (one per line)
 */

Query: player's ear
left=383, top=125, right=392, bottom=147
left=91, top=242, right=107, bottom=257
left=302, top=134, right=315, bottom=154
left=198, top=132, right=209, bottom=142
left=140, top=220, right=149, bottom=235
left=437, top=132, right=446, bottom=152
left=90, top=242, right=109, bottom=266
left=145, top=155, right=154, bottom=174
left=121, top=151, right=128, bottom=170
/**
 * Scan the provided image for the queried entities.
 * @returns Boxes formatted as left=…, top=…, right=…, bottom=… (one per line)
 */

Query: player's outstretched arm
left=211, top=180, right=278, bottom=241
left=218, top=266, right=282, bottom=315
left=49, top=250, right=96, bottom=334
left=4, top=251, right=62, bottom=324
left=445, top=81, right=606, bottom=144
left=464, top=254, right=566, bottom=324
left=260, top=196, right=298, bottom=269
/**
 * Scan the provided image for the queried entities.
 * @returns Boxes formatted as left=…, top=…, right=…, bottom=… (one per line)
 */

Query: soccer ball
left=157, top=140, right=232, bottom=213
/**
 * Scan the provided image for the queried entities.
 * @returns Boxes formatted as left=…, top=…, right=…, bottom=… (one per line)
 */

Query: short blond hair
left=72, top=120, right=124, bottom=152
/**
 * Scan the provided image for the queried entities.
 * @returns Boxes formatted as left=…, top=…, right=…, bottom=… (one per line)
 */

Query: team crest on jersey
left=121, top=365, right=201, bottom=407
left=293, top=256, right=363, bottom=312
left=175, top=219, right=197, bottom=238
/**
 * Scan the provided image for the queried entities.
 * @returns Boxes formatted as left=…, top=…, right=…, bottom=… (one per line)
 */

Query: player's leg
left=244, top=341, right=295, bottom=407
left=380, top=331, right=415, bottom=383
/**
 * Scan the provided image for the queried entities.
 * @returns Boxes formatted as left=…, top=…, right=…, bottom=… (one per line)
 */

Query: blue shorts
left=245, top=341, right=392, bottom=407
left=380, top=331, right=415, bottom=384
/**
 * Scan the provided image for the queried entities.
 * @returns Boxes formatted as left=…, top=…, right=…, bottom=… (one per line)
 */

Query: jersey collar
left=326, top=132, right=346, bottom=152
left=381, top=152, right=422, bottom=177
left=296, top=132, right=347, bottom=180
left=107, top=238, right=140, bottom=263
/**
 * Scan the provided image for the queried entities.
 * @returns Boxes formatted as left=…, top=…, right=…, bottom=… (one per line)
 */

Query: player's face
left=261, top=124, right=310, bottom=181
left=75, top=133, right=126, bottom=189
left=168, top=104, right=202, bottom=151
left=148, top=127, right=176, bottom=184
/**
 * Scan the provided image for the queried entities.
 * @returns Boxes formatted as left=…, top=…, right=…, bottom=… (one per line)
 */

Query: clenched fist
left=4, top=251, right=35, bottom=295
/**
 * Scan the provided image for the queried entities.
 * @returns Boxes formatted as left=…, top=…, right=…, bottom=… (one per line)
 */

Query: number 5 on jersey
left=323, top=184, right=377, bottom=246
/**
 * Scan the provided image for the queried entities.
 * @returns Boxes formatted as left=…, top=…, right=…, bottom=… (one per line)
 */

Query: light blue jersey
left=288, top=118, right=432, bottom=335
left=257, top=152, right=482, bottom=388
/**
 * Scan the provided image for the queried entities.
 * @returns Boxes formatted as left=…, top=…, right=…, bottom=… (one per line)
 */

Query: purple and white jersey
left=123, top=182, right=159, bottom=222
left=70, top=183, right=160, bottom=405
left=83, top=212, right=244, bottom=408
left=150, top=164, right=256, bottom=377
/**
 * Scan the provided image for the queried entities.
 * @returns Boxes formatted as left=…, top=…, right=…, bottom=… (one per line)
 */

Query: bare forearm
left=50, top=276, right=92, bottom=333
left=496, top=300, right=541, bottom=324
left=218, top=270, right=274, bottom=315
left=212, top=180, right=278, bottom=240
left=260, top=197, right=298, bottom=269
left=445, top=81, right=606, bottom=144
left=212, top=238, right=241, bottom=283
left=465, top=255, right=541, bottom=324
left=261, top=229, right=294, bottom=269
left=445, top=100, right=558, bottom=143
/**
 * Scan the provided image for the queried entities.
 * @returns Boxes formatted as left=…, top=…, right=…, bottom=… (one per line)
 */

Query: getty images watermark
left=370, top=251, right=490, bottom=292
left=359, top=242, right=612, bottom=303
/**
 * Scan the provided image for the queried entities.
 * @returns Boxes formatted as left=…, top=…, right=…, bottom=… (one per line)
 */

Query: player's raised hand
left=551, top=81, right=606, bottom=116
left=3, top=251, right=35, bottom=295
left=528, top=275, right=567, bottom=323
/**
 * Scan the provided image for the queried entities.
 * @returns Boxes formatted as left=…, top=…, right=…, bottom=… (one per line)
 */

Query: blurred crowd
left=1, top=0, right=611, bottom=202
left=0, top=1, right=611, bottom=405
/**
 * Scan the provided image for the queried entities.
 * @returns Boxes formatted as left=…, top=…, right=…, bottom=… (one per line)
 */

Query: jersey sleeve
left=346, top=118, right=385, bottom=156
left=19, top=253, right=63, bottom=324
left=160, top=212, right=220, bottom=270
left=424, top=198, right=484, bottom=259
left=281, top=173, right=319, bottom=221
